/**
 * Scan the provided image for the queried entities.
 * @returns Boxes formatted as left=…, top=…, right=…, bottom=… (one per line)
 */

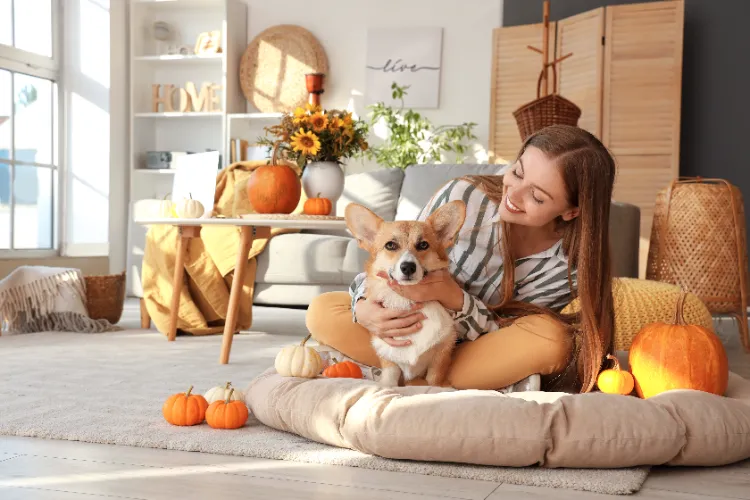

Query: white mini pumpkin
left=174, top=195, right=205, bottom=218
left=204, top=382, right=245, bottom=404
left=275, top=334, right=323, bottom=378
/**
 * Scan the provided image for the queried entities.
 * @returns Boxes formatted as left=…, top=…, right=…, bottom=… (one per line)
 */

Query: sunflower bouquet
left=258, top=104, right=369, bottom=170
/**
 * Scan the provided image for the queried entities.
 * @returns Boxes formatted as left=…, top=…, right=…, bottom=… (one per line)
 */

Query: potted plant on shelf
left=258, top=104, right=369, bottom=204
left=358, top=83, right=478, bottom=170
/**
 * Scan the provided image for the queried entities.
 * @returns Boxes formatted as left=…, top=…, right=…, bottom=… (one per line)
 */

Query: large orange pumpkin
left=162, top=385, right=209, bottom=426
left=246, top=164, right=301, bottom=214
left=629, top=292, right=729, bottom=399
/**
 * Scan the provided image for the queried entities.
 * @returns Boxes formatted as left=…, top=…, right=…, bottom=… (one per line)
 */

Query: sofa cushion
left=336, top=168, right=405, bottom=220
left=396, top=163, right=508, bottom=220
left=255, top=233, right=367, bottom=285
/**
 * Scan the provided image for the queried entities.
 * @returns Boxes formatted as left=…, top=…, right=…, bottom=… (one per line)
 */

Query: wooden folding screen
left=603, top=2, right=684, bottom=276
left=489, top=22, right=555, bottom=163
left=490, top=0, right=684, bottom=277
left=556, top=8, right=605, bottom=138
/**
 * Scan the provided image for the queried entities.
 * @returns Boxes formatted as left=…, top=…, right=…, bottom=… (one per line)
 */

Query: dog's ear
left=345, top=203, right=383, bottom=249
left=427, top=200, right=466, bottom=248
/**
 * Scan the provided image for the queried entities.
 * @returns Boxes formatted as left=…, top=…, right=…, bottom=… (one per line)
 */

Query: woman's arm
left=349, top=272, right=426, bottom=347
left=453, top=289, right=501, bottom=340
left=348, top=272, right=367, bottom=323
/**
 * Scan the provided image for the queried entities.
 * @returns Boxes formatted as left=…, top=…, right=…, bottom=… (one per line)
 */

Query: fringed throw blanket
left=0, top=266, right=121, bottom=334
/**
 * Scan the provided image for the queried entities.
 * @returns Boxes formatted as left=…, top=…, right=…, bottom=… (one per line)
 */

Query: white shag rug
left=0, top=331, right=649, bottom=495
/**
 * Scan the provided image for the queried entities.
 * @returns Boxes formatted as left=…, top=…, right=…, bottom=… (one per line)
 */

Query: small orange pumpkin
left=323, top=359, right=363, bottom=379
left=205, top=388, right=249, bottom=429
left=596, top=354, right=635, bottom=395
left=629, top=291, right=729, bottom=399
left=163, top=385, right=208, bottom=426
left=303, top=193, right=333, bottom=216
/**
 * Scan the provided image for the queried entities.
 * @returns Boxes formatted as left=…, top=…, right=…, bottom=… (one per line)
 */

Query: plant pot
left=301, top=161, right=345, bottom=204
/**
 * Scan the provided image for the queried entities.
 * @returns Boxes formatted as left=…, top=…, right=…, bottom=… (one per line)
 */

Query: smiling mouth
left=505, top=195, right=524, bottom=214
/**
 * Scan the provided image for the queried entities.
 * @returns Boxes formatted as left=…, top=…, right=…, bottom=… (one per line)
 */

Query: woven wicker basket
left=512, top=65, right=581, bottom=141
left=84, top=271, right=126, bottom=325
left=239, top=25, right=329, bottom=113
left=646, top=178, right=749, bottom=351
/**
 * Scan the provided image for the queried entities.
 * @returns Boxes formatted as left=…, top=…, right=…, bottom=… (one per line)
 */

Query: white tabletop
left=134, top=216, right=348, bottom=231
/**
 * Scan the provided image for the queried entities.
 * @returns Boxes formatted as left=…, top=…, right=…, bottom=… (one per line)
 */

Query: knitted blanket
left=0, top=266, right=121, bottom=334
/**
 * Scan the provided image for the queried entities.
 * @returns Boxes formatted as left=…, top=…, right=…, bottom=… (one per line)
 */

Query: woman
left=306, top=125, right=616, bottom=393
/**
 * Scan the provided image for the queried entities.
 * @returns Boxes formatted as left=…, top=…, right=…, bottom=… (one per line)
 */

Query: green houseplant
left=360, top=83, right=478, bottom=169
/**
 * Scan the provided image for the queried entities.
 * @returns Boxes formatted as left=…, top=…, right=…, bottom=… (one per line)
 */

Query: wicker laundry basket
left=646, top=178, right=749, bottom=351
left=513, top=65, right=581, bottom=141
left=84, top=271, right=126, bottom=325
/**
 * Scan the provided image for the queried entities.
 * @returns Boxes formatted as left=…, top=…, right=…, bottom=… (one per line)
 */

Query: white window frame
left=0, top=0, right=63, bottom=258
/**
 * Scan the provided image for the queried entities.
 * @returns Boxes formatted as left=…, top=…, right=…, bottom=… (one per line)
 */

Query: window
left=0, top=0, right=60, bottom=253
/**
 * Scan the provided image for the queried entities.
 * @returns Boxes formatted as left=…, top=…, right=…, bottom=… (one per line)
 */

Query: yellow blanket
left=141, top=160, right=303, bottom=336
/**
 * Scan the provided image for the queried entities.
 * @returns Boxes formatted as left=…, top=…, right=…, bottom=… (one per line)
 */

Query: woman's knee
left=305, top=292, right=351, bottom=343
left=517, top=314, right=573, bottom=375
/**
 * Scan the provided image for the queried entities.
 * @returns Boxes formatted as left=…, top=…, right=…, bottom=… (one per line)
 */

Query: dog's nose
left=400, top=261, right=417, bottom=277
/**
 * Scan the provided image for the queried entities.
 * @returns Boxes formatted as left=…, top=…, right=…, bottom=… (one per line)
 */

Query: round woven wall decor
left=240, top=25, right=329, bottom=113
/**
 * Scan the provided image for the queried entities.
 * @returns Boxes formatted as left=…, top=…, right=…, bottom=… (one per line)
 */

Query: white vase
left=301, top=161, right=345, bottom=203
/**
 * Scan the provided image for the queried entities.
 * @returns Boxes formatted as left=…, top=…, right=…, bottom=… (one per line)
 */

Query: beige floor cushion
left=246, top=369, right=750, bottom=469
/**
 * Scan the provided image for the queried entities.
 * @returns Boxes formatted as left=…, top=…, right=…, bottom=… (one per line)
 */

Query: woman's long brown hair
left=464, top=125, right=616, bottom=393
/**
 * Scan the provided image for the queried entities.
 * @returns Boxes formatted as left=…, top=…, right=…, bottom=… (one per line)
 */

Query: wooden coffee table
left=136, top=215, right=347, bottom=364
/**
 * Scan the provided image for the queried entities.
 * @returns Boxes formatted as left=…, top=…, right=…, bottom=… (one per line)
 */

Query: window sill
left=0, top=249, right=59, bottom=259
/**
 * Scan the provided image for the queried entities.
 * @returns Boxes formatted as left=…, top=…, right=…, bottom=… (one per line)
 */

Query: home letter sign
left=151, top=83, right=222, bottom=113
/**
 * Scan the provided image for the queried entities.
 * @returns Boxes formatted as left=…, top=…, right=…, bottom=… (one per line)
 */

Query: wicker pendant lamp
left=513, top=1, right=582, bottom=140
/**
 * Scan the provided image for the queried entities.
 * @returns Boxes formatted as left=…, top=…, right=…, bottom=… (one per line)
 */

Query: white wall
left=62, top=0, right=112, bottom=256
left=244, top=0, right=504, bottom=173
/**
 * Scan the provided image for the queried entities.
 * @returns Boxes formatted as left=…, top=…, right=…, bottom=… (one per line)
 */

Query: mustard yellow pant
left=306, top=292, right=573, bottom=390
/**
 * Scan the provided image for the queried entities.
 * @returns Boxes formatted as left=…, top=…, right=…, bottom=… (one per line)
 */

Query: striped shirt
left=349, top=178, right=578, bottom=341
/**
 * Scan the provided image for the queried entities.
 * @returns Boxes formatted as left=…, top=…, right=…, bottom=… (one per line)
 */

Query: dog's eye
left=416, top=241, right=429, bottom=251
left=385, top=241, right=399, bottom=251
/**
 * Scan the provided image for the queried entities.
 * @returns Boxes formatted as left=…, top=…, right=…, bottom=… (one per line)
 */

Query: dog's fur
left=345, top=200, right=466, bottom=387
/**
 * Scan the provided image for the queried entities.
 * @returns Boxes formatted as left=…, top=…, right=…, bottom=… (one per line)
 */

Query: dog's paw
left=378, top=365, right=401, bottom=387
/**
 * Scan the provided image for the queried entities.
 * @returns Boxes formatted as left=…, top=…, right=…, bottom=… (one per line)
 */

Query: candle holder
left=305, top=73, right=325, bottom=107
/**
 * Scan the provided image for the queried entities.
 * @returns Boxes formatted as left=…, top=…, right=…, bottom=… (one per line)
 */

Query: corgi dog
left=345, top=200, right=466, bottom=387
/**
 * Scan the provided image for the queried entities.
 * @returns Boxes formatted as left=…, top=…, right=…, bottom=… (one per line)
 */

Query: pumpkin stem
left=301, top=333, right=312, bottom=346
left=225, top=382, right=232, bottom=390
left=186, top=385, right=193, bottom=397
left=673, top=291, right=688, bottom=325
left=225, top=388, right=234, bottom=404
left=605, top=353, right=621, bottom=371
left=317, top=192, right=322, bottom=198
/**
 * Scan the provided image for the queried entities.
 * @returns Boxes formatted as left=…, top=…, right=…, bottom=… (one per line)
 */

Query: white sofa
left=253, top=163, right=641, bottom=307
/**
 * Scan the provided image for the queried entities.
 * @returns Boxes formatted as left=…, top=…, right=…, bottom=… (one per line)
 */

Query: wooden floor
left=0, top=301, right=748, bottom=500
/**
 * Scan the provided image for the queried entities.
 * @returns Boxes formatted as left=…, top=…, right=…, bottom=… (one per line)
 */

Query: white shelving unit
left=126, top=0, right=249, bottom=296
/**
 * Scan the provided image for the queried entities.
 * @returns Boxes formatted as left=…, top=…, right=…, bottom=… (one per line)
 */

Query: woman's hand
left=377, top=269, right=465, bottom=312
left=354, top=298, right=425, bottom=347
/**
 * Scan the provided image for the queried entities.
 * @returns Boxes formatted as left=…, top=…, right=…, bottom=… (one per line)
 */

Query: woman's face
left=499, top=146, right=580, bottom=228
